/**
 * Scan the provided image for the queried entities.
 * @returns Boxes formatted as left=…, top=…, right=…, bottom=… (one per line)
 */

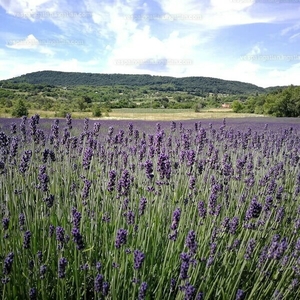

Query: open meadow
left=0, top=108, right=262, bottom=121
left=0, top=115, right=300, bottom=299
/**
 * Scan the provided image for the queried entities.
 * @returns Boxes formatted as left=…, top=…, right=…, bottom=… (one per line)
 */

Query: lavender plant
left=0, top=115, right=300, bottom=299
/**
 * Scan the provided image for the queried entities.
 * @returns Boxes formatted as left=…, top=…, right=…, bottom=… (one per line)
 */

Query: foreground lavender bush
left=0, top=116, right=300, bottom=299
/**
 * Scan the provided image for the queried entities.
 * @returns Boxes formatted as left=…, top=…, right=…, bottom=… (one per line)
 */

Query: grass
left=107, top=108, right=264, bottom=120
left=0, top=108, right=265, bottom=120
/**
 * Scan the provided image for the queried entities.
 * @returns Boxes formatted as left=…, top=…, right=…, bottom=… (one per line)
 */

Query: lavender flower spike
left=115, top=228, right=128, bottom=248
left=134, top=250, right=145, bottom=270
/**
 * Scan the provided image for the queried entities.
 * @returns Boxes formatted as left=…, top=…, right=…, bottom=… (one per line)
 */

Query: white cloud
left=289, top=32, right=300, bottom=41
left=6, top=34, right=39, bottom=49
left=5, top=34, right=55, bottom=56
left=247, top=44, right=262, bottom=56
left=267, top=62, right=300, bottom=87
left=281, top=23, right=300, bottom=36
left=0, top=0, right=53, bottom=19
left=210, top=0, right=255, bottom=12
left=155, top=0, right=203, bottom=15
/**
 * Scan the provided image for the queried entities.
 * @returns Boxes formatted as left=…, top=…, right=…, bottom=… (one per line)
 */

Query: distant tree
left=77, top=98, right=86, bottom=111
left=5, top=99, right=13, bottom=107
left=12, top=99, right=28, bottom=117
left=194, top=103, right=203, bottom=112
left=83, top=96, right=92, bottom=104
left=92, top=105, right=102, bottom=117
left=231, top=100, right=244, bottom=113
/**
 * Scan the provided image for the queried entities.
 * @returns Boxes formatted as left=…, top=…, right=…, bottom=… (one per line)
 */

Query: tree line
left=3, top=70, right=266, bottom=95
left=232, top=85, right=300, bottom=117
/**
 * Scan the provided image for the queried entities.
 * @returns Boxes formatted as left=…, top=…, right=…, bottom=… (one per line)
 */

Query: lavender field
left=0, top=115, right=300, bottom=299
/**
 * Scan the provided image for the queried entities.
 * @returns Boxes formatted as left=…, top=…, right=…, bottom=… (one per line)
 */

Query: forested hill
left=4, top=70, right=266, bottom=95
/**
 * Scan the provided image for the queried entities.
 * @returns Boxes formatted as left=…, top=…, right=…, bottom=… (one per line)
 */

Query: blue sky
left=0, top=0, right=300, bottom=87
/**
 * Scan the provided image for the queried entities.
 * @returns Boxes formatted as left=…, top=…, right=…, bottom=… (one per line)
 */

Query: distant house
left=222, top=103, right=230, bottom=108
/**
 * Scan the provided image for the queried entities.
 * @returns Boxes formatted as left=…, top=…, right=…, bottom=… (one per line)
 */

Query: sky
left=0, top=0, right=300, bottom=88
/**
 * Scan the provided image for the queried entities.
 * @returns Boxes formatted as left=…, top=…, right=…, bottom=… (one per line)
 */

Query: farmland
left=0, top=115, right=300, bottom=299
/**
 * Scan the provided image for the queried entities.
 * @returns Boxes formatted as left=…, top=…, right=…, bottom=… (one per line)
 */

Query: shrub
left=11, top=99, right=28, bottom=117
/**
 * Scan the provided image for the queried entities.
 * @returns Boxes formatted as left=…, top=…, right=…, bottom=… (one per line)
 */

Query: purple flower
left=268, top=236, right=288, bottom=260
left=189, top=176, right=196, bottom=190
left=81, top=178, right=92, bottom=200
left=29, top=287, right=37, bottom=300
left=83, top=147, right=93, bottom=170
left=198, top=201, right=206, bottom=219
left=196, top=292, right=205, bottom=300
left=37, top=165, right=49, bottom=192
left=134, top=250, right=145, bottom=270
left=187, top=150, right=196, bottom=167
left=185, top=230, right=198, bottom=254
left=56, top=227, right=65, bottom=243
left=71, top=227, right=84, bottom=250
left=221, top=217, right=230, bottom=232
left=93, top=122, right=101, bottom=134
left=235, top=289, right=245, bottom=300
left=257, top=246, right=268, bottom=269
left=208, top=190, right=218, bottom=215
left=49, top=224, right=55, bottom=237
left=37, top=250, right=43, bottom=263
left=170, top=278, right=176, bottom=292
left=3, top=252, right=14, bottom=275
left=183, top=282, right=196, bottom=300
left=122, top=198, right=129, bottom=210
left=43, top=194, right=55, bottom=208
left=138, top=282, right=147, bottom=300
left=180, top=262, right=190, bottom=280
left=179, top=253, right=191, bottom=280
left=66, top=113, right=72, bottom=129
left=244, top=239, right=256, bottom=260
left=102, top=281, right=110, bottom=296
left=290, top=278, right=299, bottom=290
left=118, top=169, right=131, bottom=196
left=19, top=150, right=32, bottom=174
left=157, top=153, right=171, bottom=180
left=51, top=119, right=59, bottom=139
left=10, top=122, right=17, bottom=134
left=126, top=210, right=135, bottom=225
left=171, top=208, right=181, bottom=230
left=58, top=257, right=68, bottom=278
left=29, top=260, right=34, bottom=271
left=107, top=170, right=117, bottom=192
left=245, top=197, right=262, bottom=220
left=9, top=137, right=18, bottom=159
left=139, top=197, right=147, bottom=216
left=115, top=228, right=128, bottom=248
left=229, top=217, right=239, bottom=234
left=83, top=118, right=89, bottom=131
left=168, top=230, right=178, bottom=241
left=40, top=264, right=47, bottom=278
left=144, top=160, right=154, bottom=179
left=2, top=217, right=9, bottom=230
left=23, top=230, right=31, bottom=249
left=275, top=206, right=285, bottom=223
left=71, top=207, right=81, bottom=228
left=20, top=116, right=27, bottom=141
left=94, top=273, right=103, bottom=292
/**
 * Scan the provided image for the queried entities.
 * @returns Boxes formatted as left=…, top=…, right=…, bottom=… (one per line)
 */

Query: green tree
left=12, top=99, right=28, bottom=117
left=77, top=98, right=86, bottom=111
left=92, top=105, right=102, bottom=117
left=231, top=100, right=244, bottom=113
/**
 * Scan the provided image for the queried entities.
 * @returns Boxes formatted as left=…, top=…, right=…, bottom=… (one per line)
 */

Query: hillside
left=4, top=70, right=266, bottom=95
